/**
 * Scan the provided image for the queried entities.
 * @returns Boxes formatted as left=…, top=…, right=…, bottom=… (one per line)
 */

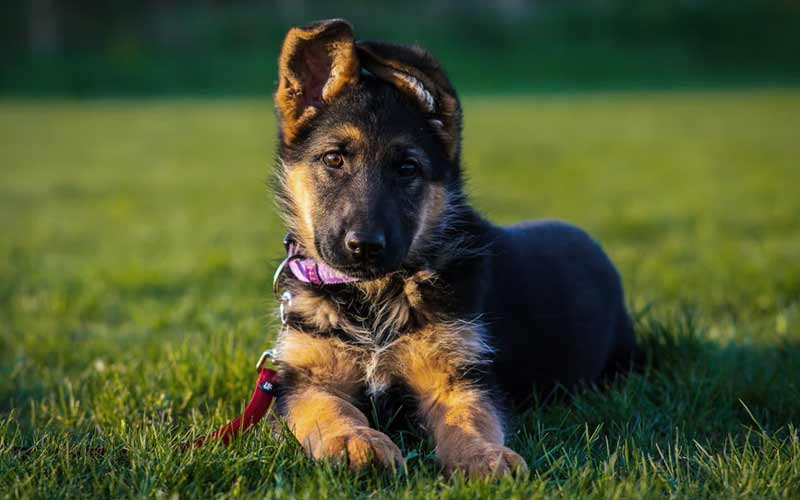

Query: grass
left=1, top=89, right=799, bottom=498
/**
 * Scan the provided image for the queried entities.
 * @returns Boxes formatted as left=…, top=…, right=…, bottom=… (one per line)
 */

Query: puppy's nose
left=345, top=230, right=386, bottom=260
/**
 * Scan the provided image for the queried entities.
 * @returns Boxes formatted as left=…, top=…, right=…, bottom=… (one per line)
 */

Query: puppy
left=269, top=19, right=640, bottom=478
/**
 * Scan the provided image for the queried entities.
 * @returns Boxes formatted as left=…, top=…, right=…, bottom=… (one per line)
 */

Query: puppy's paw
left=445, top=443, right=528, bottom=479
left=319, top=426, right=404, bottom=471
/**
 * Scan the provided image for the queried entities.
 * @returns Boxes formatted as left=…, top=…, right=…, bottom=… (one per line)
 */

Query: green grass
left=1, top=90, right=799, bottom=498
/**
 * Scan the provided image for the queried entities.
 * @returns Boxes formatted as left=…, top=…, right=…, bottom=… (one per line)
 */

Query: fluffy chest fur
left=274, top=270, right=491, bottom=399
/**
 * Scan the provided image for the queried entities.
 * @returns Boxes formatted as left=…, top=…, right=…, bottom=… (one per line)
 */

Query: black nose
left=345, top=230, right=386, bottom=260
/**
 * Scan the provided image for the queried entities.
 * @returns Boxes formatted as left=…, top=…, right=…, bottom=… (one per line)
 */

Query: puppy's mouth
left=330, top=263, right=396, bottom=281
left=316, top=247, right=402, bottom=281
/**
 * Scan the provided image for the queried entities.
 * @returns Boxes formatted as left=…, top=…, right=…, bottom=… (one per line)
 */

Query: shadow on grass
left=500, top=308, right=800, bottom=479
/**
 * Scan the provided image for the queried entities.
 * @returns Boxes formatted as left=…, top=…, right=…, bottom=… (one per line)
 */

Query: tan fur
left=336, top=123, right=364, bottom=144
left=354, top=275, right=394, bottom=299
left=321, top=40, right=359, bottom=102
left=276, top=20, right=360, bottom=144
left=410, top=184, right=447, bottom=254
left=391, top=327, right=528, bottom=477
left=289, top=292, right=341, bottom=331
left=285, top=164, right=318, bottom=256
left=276, top=330, right=363, bottom=397
left=358, top=270, right=444, bottom=342
left=436, top=93, right=461, bottom=161
left=276, top=330, right=404, bottom=470
left=402, top=270, right=433, bottom=310
left=283, top=387, right=403, bottom=471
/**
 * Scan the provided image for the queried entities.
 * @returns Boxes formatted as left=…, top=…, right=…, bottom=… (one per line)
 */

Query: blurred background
left=4, top=0, right=800, bottom=96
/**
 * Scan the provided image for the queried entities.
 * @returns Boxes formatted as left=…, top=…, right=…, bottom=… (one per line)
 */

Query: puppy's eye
left=322, top=151, right=344, bottom=169
left=398, top=159, right=419, bottom=178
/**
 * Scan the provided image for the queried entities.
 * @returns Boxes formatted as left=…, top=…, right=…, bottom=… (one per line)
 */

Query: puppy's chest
left=324, top=334, right=413, bottom=399
left=359, top=342, right=403, bottom=398
left=286, top=272, right=450, bottom=342
left=280, top=281, right=476, bottom=397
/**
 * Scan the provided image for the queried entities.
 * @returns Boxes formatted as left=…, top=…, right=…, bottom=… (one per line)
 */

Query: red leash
left=188, top=352, right=279, bottom=448
left=189, top=247, right=297, bottom=448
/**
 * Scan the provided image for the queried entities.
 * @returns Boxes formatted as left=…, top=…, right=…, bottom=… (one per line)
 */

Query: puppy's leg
left=282, top=387, right=404, bottom=471
left=276, top=331, right=403, bottom=471
left=395, top=330, right=528, bottom=478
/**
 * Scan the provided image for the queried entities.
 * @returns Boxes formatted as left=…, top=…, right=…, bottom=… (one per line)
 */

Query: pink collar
left=284, top=237, right=360, bottom=285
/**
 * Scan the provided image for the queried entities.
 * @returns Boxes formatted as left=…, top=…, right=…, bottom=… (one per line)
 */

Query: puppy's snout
left=345, top=230, right=386, bottom=261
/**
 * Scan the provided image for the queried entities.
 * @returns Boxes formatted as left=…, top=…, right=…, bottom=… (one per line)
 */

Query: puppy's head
left=274, top=19, right=463, bottom=279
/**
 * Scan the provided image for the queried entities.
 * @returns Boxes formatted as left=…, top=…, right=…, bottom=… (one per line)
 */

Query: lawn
left=1, top=89, right=799, bottom=498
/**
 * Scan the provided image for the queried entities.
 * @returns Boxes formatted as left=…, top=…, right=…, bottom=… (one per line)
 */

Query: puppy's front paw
left=318, top=426, right=404, bottom=471
left=445, top=443, right=528, bottom=479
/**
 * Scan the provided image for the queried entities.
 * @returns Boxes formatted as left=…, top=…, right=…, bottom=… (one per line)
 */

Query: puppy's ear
left=275, top=19, right=359, bottom=144
left=357, top=41, right=462, bottom=162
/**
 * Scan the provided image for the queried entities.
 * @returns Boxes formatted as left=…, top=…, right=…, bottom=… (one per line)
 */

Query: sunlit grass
left=1, top=90, right=799, bottom=497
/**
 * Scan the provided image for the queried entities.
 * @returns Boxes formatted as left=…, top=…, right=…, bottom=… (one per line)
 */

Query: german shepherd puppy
left=270, top=19, right=640, bottom=478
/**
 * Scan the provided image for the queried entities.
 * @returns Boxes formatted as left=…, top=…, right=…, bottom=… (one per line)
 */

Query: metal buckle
left=259, top=233, right=298, bottom=371
left=256, top=349, right=278, bottom=370
left=272, top=254, right=292, bottom=299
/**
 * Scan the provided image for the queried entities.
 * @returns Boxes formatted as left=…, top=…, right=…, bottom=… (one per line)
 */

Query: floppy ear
left=357, top=41, right=462, bottom=162
left=275, top=19, right=360, bottom=144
